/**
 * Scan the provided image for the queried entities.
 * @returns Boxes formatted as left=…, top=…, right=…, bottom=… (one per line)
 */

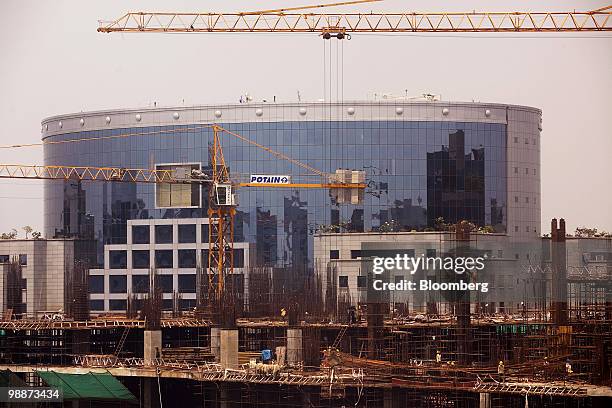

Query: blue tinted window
left=109, top=299, right=127, bottom=311
left=178, top=224, right=196, bottom=243
left=179, top=299, right=196, bottom=310
left=178, top=274, right=196, bottom=293
left=90, top=300, right=105, bottom=310
left=132, top=225, right=150, bottom=244
left=132, top=275, right=149, bottom=293
left=162, top=299, right=173, bottom=311
left=155, top=250, right=173, bottom=268
left=89, top=276, right=104, bottom=294
left=132, top=250, right=150, bottom=269
left=158, top=275, right=173, bottom=293
left=109, top=275, right=127, bottom=293
left=178, top=249, right=196, bottom=268
left=109, top=251, right=127, bottom=269
left=201, top=224, right=209, bottom=243
left=155, top=225, right=173, bottom=244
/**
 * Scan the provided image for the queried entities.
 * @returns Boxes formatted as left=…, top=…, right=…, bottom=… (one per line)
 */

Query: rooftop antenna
left=297, top=90, right=301, bottom=102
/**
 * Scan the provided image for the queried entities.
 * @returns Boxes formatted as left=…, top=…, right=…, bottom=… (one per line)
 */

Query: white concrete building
left=88, top=218, right=252, bottom=314
left=315, top=231, right=612, bottom=315
left=314, top=231, right=545, bottom=314
left=0, top=238, right=95, bottom=319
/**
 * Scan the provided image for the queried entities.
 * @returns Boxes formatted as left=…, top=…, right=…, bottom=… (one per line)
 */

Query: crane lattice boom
left=0, top=164, right=177, bottom=183
left=98, top=7, right=612, bottom=34
left=0, top=163, right=364, bottom=188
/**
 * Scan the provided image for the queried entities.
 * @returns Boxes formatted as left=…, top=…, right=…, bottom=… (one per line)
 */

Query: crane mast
left=204, top=126, right=236, bottom=321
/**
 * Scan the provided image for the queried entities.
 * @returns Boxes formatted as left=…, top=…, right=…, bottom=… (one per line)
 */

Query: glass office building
left=42, top=101, right=541, bottom=269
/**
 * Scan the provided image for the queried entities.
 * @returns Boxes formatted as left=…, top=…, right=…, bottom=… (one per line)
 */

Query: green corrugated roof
left=36, top=371, right=136, bottom=401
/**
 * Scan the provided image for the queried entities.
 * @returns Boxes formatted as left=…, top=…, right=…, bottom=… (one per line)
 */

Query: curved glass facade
left=44, top=120, right=507, bottom=267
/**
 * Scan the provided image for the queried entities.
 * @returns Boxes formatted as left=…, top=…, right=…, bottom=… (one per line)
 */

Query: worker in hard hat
left=498, top=360, right=505, bottom=382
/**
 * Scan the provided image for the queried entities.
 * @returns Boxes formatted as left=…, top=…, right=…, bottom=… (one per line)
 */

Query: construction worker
left=498, top=360, right=505, bottom=382
left=348, top=306, right=357, bottom=325
left=261, top=347, right=272, bottom=364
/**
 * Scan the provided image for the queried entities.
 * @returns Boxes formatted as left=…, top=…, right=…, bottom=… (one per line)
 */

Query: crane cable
left=0, top=123, right=336, bottom=180
left=241, top=0, right=382, bottom=15
left=217, top=127, right=330, bottom=180
left=0, top=125, right=215, bottom=149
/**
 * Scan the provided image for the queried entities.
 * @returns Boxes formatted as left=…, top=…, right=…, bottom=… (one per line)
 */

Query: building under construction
left=0, top=218, right=610, bottom=407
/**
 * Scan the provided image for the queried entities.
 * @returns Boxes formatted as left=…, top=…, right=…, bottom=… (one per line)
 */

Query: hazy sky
left=0, top=0, right=610, bottom=237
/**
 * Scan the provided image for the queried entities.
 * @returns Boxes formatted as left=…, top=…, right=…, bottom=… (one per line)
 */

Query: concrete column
left=142, top=377, right=159, bottom=408
left=551, top=218, right=568, bottom=326
left=210, top=327, right=221, bottom=361
left=479, top=393, right=491, bottom=408
left=144, top=330, right=162, bottom=364
left=219, top=384, right=229, bottom=408
left=220, top=329, right=238, bottom=369
left=302, top=388, right=313, bottom=408
left=0, top=265, right=4, bottom=318
left=276, top=346, right=286, bottom=366
left=287, top=328, right=303, bottom=366
left=383, top=388, right=393, bottom=408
